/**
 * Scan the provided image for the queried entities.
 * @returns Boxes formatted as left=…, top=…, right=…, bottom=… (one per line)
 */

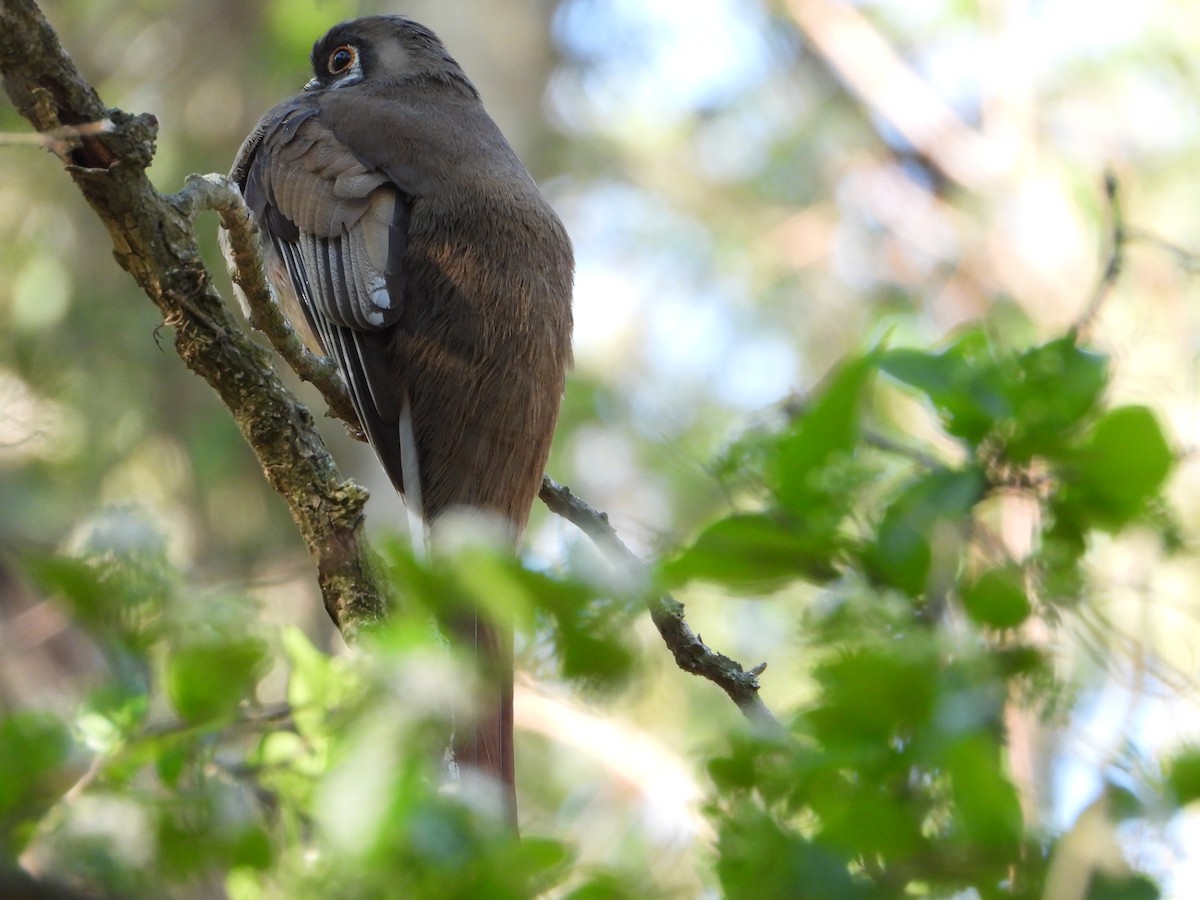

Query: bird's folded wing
left=240, top=102, right=408, bottom=333
left=232, top=100, right=414, bottom=491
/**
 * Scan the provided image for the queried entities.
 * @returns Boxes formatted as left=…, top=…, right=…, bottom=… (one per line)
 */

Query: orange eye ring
left=328, top=45, right=356, bottom=75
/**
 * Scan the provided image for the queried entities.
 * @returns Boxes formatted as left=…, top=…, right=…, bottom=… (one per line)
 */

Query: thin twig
left=539, top=476, right=784, bottom=732
left=0, top=118, right=111, bottom=156
left=1073, top=171, right=1200, bottom=339
left=1125, top=227, right=1200, bottom=273
left=1072, top=170, right=1125, bottom=341
left=138, top=701, right=295, bottom=740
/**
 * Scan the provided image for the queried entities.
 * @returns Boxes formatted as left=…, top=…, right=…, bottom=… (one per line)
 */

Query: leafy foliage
left=1, top=325, right=1186, bottom=897
left=669, top=329, right=1179, bottom=897
left=3, top=1, right=1197, bottom=896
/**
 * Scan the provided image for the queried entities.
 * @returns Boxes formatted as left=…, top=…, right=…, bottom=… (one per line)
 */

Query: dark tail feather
left=449, top=612, right=516, bottom=830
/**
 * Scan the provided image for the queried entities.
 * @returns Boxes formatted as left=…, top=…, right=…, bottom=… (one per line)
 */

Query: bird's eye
left=328, top=45, right=357, bottom=75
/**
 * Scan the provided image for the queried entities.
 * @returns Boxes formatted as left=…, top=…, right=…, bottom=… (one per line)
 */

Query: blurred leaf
left=810, top=779, right=925, bottom=860
left=21, top=554, right=108, bottom=631
left=0, top=712, right=73, bottom=854
left=945, top=735, right=1023, bottom=851
left=1037, top=518, right=1088, bottom=602
left=282, top=625, right=342, bottom=742
left=515, top=837, right=573, bottom=895
left=502, top=563, right=634, bottom=686
left=1061, top=406, right=1173, bottom=529
left=166, top=635, right=267, bottom=725
left=708, top=740, right=762, bottom=794
left=230, top=826, right=273, bottom=871
left=961, top=565, right=1032, bottom=629
left=808, top=648, right=937, bottom=744
left=563, top=874, right=643, bottom=900
left=448, top=547, right=537, bottom=630
left=1166, top=747, right=1200, bottom=807
left=663, top=512, right=838, bottom=590
left=865, top=467, right=985, bottom=595
left=156, top=782, right=271, bottom=878
left=994, top=645, right=1050, bottom=680
left=716, top=806, right=866, bottom=900
left=21, top=538, right=169, bottom=655
left=155, top=743, right=188, bottom=789
left=1006, top=339, right=1108, bottom=462
left=772, top=354, right=873, bottom=516
left=1086, top=872, right=1161, bottom=900
left=879, top=331, right=1009, bottom=445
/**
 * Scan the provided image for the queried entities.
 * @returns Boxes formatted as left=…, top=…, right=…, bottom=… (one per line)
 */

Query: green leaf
left=1062, top=406, right=1173, bottom=529
left=879, top=331, right=1009, bottom=445
left=1167, top=747, right=1200, bottom=807
left=504, top=564, right=634, bottom=686
left=662, top=513, right=838, bottom=590
left=155, top=743, right=189, bottom=789
left=166, top=636, right=267, bottom=725
left=811, top=780, right=924, bottom=860
left=0, top=712, right=73, bottom=853
left=1037, top=518, right=1088, bottom=602
left=563, top=875, right=642, bottom=900
left=230, top=826, right=273, bottom=871
left=945, top=735, right=1023, bottom=850
left=21, top=554, right=109, bottom=631
left=708, top=742, right=761, bottom=793
left=809, top=649, right=938, bottom=744
left=716, top=806, right=866, bottom=900
left=865, top=467, right=985, bottom=596
left=515, top=837, right=573, bottom=895
left=773, top=354, right=873, bottom=516
left=282, top=626, right=340, bottom=741
left=1006, top=339, right=1108, bottom=461
left=1085, top=872, right=1161, bottom=900
left=961, top=565, right=1032, bottom=629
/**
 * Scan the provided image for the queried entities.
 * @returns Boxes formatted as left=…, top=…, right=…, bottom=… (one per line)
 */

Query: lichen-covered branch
left=0, top=0, right=385, bottom=638
left=539, top=477, right=783, bottom=731
left=175, top=173, right=360, bottom=432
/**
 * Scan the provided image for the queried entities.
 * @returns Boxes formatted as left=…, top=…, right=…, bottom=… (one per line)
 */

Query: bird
left=226, top=15, right=574, bottom=827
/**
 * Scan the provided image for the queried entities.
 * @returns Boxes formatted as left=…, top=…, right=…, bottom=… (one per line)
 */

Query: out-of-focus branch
left=0, top=0, right=386, bottom=638
left=1073, top=171, right=1200, bottom=340
left=1072, top=171, right=1125, bottom=342
left=783, top=0, right=1007, bottom=189
left=539, top=476, right=784, bottom=732
left=0, top=118, right=112, bottom=154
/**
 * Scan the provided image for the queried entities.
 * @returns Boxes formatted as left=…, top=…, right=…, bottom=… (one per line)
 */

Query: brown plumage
left=228, top=16, right=573, bottom=826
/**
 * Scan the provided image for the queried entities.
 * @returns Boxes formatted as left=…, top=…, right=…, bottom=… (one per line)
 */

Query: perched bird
left=227, top=16, right=574, bottom=826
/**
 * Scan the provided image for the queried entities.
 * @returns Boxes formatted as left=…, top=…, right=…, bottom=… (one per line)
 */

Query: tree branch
left=1072, top=171, right=1200, bottom=340
left=175, top=173, right=361, bottom=432
left=0, top=0, right=386, bottom=639
left=783, top=0, right=1006, bottom=189
left=539, top=476, right=784, bottom=731
left=1072, top=170, right=1125, bottom=341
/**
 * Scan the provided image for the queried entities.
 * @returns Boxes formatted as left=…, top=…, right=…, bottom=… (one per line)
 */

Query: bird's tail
left=397, top=402, right=517, bottom=828
left=447, top=611, right=516, bottom=829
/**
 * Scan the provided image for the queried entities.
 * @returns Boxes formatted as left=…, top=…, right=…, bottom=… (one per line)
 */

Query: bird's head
left=304, top=16, right=476, bottom=96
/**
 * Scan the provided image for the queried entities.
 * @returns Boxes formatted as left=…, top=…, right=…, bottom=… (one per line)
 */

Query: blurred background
left=4, top=0, right=1200, bottom=894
